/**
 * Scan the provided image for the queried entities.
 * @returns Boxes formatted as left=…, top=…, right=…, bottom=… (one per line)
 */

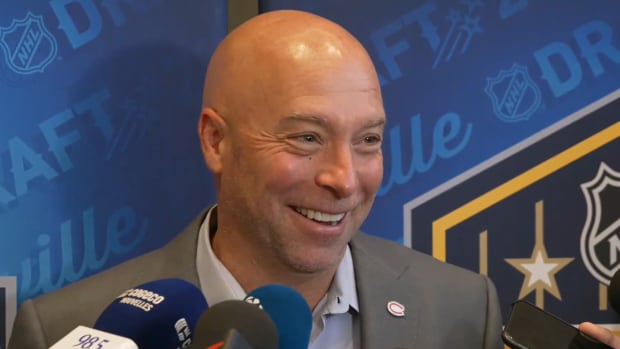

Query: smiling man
left=9, top=10, right=504, bottom=349
left=199, top=9, right=386, bottom=311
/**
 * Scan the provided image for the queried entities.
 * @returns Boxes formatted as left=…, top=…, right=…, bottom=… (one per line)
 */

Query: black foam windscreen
left=191, top=300, right=278, bottom=349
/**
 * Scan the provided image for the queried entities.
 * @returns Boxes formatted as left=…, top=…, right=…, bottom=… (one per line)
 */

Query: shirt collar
left=196, top=206, right=247, bottom=305
left=316, top=246, right=359, bottom=316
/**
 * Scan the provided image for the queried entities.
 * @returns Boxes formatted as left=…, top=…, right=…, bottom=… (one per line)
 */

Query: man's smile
left=294, top=207, right=346, bottom=225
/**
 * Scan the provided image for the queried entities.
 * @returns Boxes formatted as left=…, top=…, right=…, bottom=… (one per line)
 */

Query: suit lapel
left=350, top=233, right=419, bottom=349
left=154, top=209, right=208, bottom=287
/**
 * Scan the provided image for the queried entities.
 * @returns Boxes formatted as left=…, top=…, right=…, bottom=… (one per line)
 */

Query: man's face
left=216, top=52, right=385, bottom=274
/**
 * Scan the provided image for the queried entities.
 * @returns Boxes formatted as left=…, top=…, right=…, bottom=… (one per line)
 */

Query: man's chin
left=284, top=250, right=345, bottom=275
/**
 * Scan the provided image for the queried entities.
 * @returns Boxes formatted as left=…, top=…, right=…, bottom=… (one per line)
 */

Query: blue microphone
left=244, top=284, right=312, bottom=349
left=94, top=278, right=208, bottom=349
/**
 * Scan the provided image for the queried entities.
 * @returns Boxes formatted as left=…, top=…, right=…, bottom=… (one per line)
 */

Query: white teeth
left=295, top=207, right=345, bottom=224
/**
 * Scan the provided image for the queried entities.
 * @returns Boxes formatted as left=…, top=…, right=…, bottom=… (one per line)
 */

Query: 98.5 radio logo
left=404, top=89, right=620, bottom=324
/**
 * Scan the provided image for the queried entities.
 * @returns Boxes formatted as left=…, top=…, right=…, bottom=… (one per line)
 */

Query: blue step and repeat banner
left=2, top=0, right=620, bottom=346
left=262, top=0, right=620, bottom=328
left=0, top=0, right=225, bottom=346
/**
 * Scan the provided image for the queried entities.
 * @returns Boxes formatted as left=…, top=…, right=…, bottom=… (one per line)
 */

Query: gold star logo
left=505, top=200, right=573, bottom=307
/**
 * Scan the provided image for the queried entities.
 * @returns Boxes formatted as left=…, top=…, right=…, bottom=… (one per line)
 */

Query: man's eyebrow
left=278, top=113, right=327, bottom=126
left=278, top=113, right=386, bottom=129
left=363, top=118, right=387, bottom=129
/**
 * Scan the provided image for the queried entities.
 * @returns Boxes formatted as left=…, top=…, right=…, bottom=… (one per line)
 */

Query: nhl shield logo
left=485, top=63, right=542, bottom=123
left=580, top=162, right=620, bottom=285
left=0, top=12, right=58, bottom=75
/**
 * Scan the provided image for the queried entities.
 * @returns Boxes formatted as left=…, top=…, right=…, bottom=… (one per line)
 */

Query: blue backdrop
left=261, top=0, right=620, bottom=328
left=0, top=2, right=225, bottom=344
left=2, top=0, right=620, bottom=345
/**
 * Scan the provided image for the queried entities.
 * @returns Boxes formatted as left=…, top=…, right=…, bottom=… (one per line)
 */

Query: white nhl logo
left=580, top=162, right=620, bottom=284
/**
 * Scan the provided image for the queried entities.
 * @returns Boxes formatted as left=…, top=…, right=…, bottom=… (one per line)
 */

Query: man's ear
left=198, top=108, right=227, bottom=174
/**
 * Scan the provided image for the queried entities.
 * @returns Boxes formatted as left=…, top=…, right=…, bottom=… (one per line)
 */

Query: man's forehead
left=203, top=10, right=381, bottom=118
left=217, top=11, right=372, bottom=75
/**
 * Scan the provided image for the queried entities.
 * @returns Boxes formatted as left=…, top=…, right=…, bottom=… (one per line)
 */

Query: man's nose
left=315, top=145, right=357, bottom=198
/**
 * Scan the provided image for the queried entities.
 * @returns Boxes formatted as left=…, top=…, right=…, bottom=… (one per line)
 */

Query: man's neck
left=211, top=228, right=338, bottom=309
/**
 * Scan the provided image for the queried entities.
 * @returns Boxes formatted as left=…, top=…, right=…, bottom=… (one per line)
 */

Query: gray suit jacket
left=8, top=210, right=503, bottom=349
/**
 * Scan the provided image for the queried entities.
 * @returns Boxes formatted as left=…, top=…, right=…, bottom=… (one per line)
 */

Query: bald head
left=202, top=10, right=381, bottom=117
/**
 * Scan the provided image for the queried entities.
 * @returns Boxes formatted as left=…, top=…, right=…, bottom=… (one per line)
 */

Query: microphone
left=94, top=279, right=208, bottom=349
left=189, top=300, right=279, bottom=349
left=49, top=326, right=138, bottom=349
left=50, top=278, right=208, bottom=349
left=244, top=284, right=312, bottom=349
left=199, top=328, right=251, bottom=349
left=608, top=269, right=620, bottom=313
left=94, top=278, right=208, bottom=349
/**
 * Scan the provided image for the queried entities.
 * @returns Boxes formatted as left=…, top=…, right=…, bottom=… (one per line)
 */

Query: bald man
left=9, top=10, right=504, bottom=349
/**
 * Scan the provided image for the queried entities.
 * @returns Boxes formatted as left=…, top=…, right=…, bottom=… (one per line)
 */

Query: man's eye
left=297, top=134, right=317, bottom=143
left=363, top=135, right=381, bottom=144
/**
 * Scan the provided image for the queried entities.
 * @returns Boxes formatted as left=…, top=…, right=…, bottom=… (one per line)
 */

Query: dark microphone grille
left=192, top=300, right=278, bottom=349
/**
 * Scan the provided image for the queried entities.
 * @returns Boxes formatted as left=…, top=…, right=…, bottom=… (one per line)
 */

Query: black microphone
left=202, top=328, right=252, bottom=349
left=189, top=300, right=278, bottom=349
left=608, top=269, right=620, bottom=313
